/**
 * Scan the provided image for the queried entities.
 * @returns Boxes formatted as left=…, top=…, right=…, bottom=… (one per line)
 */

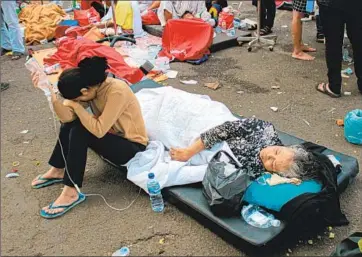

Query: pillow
left=243, top=173, right=322, bottom=212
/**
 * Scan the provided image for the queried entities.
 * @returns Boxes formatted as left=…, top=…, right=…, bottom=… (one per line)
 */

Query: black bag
left=331, top=232, right=362, bottom=256
left=202, top=150, right=251, bottom=217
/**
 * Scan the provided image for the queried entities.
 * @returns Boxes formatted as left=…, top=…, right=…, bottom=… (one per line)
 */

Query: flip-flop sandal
left=40, top=193, right=86, bottom=219
left=32, top=175, right=63, bottom=189
left=260, top=27, right=272, bottom=36
left=316, top=83, right=341, bottom=98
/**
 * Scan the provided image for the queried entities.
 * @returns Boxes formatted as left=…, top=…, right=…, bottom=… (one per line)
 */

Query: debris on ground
left=341, top=67, right=353, bottom=75
left=271, top=86, right=280, bottom=89
left=20, top=130, right=29, bottom=134
left=336, top=119, right=344, bottom=127
left=270, top=107, right=278, bottom=112
left=329, top=232, right=335, bottom=239
left=328, top=108, right=336, bottom=113
left=288, top=248, right=292, bottom=253
left=307, top=240, right=313, bottom=245
left=204, top=82, right=221, bottom=90
left=6, top=172, right=19, bottom=178
left=317, top=235, right=322, bottom=240
left=165, top=70, right=178, bottom=79
left=34, top=161, right=41, bottom=166
left=159, top=238, right=165, bottom=244
left=328, top=226, right=333, bottom=231
left=180, top=80, right=198, bottom=85
left=112, top=246, right=130, bottom=256
left=282, top=25, right=288, bottom=28
left=237, top=90, right=244, bottom=94
left=302, top=119, right=311, bottom=127
left=277, top=92, right=284, bottom=94
left=12, top=161, right=20, bottom=167
left=344, top=91, right=351, bottom=96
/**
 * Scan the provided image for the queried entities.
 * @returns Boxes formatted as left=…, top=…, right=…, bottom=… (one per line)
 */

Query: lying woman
left=31, top=57, right=148, bottom=219
left=170, top=118, right=318, bottom=180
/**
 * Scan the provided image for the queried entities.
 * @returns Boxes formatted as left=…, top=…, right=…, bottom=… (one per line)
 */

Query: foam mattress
left=143, top=25, right=251, bottom=53
left=130, top=79, right=360, bottom=249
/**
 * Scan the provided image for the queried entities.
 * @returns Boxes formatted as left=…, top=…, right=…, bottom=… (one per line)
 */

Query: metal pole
left=257, top=0, right=261, bottom=41
left=110, top=0, right=118, bottom=36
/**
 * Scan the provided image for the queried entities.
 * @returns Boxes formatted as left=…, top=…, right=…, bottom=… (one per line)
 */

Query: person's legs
left=291, top=11, right=315, bottom=60
left=1, top=9, right=12, bottom=52
left=265, top=0, right=276, bottom=29
left=318, top=5, right=344, bottom=95
left=345, top=6, right=362, bottom=93
left=1, top=1, right=25, bottom=55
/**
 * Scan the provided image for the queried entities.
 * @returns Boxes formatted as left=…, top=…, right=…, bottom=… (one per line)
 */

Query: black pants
left=320, top=4, right=362, bottom=94
left=253, top=0, right=276, bottom=28
left=49, top=119, right=146, bottom=188
left=316, top=14, right=324, bottom=36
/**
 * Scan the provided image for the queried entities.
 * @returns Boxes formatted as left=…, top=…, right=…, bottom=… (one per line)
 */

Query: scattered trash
left=270, top=107, right=278, bottom=112
left=308, top=240, right=313, bottom=245
left=12, top=161, right=20, bottom=167
left=288, top=248, right=292, bottom=253
left=237, top=90, right=244, bottom=94
left=317, top=235, right=322, bottom=240
left=112, top=247, right=130, bottom=257
left=342, top=68, right=354, bottom=75
left=343, top=47, right=353, bottom=63
left=281, top=25, right=288, bottom=28
left=6, top=172, right=19, bottom=178
left=23, top=141, right=30, bottom=144
left=34, top=161, right=41, bottom=166
left=20, top=130, right=29, bottom=134
left=204, top=82, right=221, bottom=90
left=328, top=226, right=333, bottom=231
left=271, top=85, right=280, bottom=89
left=180, top=80, right=198, bottom=85
left=154, top=74, right=168, bottom=83
left=344, top=91, right=352, bottom=96
left=286, top=254, right=290, bottom=257
left=159, top=238, right=165, bottom=244
left=165, top=70, right=178, bottom=79
left=316, top=140, right=320, bottom=143
left=336, top=119, right=344, bottom=127
left=277, top=92, right=284, bottom=95
left=341, top=73, right=350, bottom=79
left=328, top=108, right=336, bottom=113
left=302, top=119, right=311, bottom=127
left=329, top=232, right=335, bottom=239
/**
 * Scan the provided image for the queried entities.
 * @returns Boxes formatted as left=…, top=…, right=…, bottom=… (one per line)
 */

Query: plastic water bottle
left=241, top=204, right=280, bottom=228
left=112, top=247, right=130, bottom=257
left=226, top=28, right=236, bottom=37
left=147, top=173, right=164, bottom=212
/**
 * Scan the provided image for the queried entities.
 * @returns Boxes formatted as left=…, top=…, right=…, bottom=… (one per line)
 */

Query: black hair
left=57, top=57, right=109, bottom=100
left=181, top=11, right=192, bottom=18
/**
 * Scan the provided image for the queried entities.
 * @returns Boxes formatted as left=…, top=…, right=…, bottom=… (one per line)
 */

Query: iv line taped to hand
left=26, top=58, right=142, bottom=212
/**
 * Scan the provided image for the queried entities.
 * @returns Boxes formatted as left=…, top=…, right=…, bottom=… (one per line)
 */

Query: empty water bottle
left=241, top=204, right=280, bottom=228
left=147, top=173, right=164, bottom=212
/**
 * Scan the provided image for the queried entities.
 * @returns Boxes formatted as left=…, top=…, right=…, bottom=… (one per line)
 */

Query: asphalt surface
left=1, top=3, right=361, bottom=256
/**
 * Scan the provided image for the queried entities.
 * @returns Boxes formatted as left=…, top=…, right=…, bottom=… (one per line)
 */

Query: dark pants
left=320, top=4, right=362, bottom=94
left=49, top=119, right=146, bottom=188
left=316, top=14, right=324, bottom=36
left=253, top=0, right=276, bottom=28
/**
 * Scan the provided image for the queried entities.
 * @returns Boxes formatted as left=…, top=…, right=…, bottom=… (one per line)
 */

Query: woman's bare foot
left=292, top=51, right=315, bottom=61
left=170, top=148, right=193, bottom=162
left=31, top=167, right=64, bottom=187
left=301, top=45, right=316, bottom=52
left=41, top=186, right=79, bottom=215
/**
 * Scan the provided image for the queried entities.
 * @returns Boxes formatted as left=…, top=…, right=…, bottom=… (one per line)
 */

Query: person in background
left=316, top=0, right=362, bottom=97
left=0, top=0, right=25, bottom=60
left=252, top=0, right=276, bottom=35
left=291, top=0, right=316, bottom=61
left=315, top=4, right=325, bottom=43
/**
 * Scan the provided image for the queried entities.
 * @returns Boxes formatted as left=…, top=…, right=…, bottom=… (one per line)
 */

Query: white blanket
left=126, top=87, right=238, bottom=192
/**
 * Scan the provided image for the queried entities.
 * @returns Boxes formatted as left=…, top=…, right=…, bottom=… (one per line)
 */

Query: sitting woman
left=31, top=57, right=148, bottom=219
left=170, top=118, right=318, bottom=180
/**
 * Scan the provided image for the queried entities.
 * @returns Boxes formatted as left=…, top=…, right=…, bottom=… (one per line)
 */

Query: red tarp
left=44, top=37, right=144, bottom=84
left=159, top=19, right=213, bottom=61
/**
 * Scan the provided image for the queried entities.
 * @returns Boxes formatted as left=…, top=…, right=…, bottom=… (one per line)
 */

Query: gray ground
left=1, top=3, right=361, bottom=256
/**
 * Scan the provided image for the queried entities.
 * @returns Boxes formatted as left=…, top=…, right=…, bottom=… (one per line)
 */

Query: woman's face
left=260, top=146, right=295, bottom=173
left=73, top=87, right=98, bottom=102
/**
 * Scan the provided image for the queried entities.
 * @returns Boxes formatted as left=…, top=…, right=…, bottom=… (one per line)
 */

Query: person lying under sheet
left=182, top=10, right=216, bottom=27
left=30, top=57, right=148, bottom=219
left=170, top=118, right=319, bottom=180
left=158, top=0, right=213, bottom=27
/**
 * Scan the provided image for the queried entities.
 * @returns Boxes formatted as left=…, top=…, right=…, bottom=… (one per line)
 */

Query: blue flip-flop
left=40, top=193, right=86, bottom=219
left=32, top=175, right=63, bottom=189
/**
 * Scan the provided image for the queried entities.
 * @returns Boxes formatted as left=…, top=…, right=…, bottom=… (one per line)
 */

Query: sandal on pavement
left=40, top=193, right=86, bottom=219
left=32, top=175, right=63, bottom=189
left=316, top=83, right=341, bottom=98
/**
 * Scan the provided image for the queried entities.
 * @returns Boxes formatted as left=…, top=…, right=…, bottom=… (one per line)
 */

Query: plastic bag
left=202, top=150, right=251, bottom=217
left=74, top=7, right=100, bottom=27
left=141, top=10, right=160, bottom=25
left=344, top=109, right=362, bottom=145
left=217, top=11, right=234, bottom=31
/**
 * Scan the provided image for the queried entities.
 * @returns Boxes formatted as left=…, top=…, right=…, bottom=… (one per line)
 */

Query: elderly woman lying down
left=170, top=118, right=318, bottom=180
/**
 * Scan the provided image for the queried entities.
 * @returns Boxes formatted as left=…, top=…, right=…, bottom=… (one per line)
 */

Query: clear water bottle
left=241, top=204, right=280, bottom=229
left=147, top=173, right=164, bottom=212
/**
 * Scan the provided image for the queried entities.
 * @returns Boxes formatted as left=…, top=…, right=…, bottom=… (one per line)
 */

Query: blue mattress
left=130, top=80, right=360, bottom=249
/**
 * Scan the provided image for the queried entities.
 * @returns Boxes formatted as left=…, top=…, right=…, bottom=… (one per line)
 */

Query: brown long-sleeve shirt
left=52, top=77, right=148, bottom=146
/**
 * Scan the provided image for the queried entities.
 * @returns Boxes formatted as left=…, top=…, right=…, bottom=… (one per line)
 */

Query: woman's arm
left=51, top=93, right=77, bottom=123
left=170, top=138, right=205, bottom=162
left=148, top=1, right=161, bottom=10
left=66, top=92, right=129, bottom=138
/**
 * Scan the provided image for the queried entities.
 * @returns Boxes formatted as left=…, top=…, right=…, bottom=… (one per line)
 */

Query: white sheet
left=126, top=87, right=238, bottom=192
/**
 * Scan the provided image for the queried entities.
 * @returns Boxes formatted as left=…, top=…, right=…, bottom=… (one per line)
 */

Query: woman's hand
left=31, top=71, right=40, bottom=88
left=63, top=99, right=79, bottom=109
left=170, top=148, right=193, bottom=162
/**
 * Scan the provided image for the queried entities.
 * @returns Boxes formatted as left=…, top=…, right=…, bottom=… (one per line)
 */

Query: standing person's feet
left=260, top=26, right=273, bottom=36
left=31, top=167, right=65, bottom=188
left=316, top=34, right=325, bottom=43
left=292, top=51, right=315, bottom=61
left=316, top=83, right=341, bottom=98
left=11, top=52, right=24, bottom=60
left=1, top=83, right=10, bottom=92
left=1, top=48, right=11, bottom=56
left=301, top=44, right=316, bottom=52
